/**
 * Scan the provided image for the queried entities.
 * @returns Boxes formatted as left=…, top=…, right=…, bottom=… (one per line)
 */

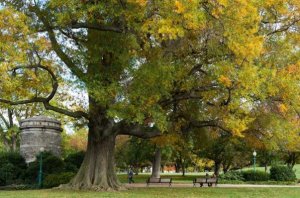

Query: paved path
left=124, top=183, right=300, bottom=188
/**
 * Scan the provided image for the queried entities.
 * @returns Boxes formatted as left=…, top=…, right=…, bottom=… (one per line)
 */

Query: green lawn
left=118, top=173, right=204, bottom=183
left=117, top=164, right=300, bottom=184
left=1, top=188, right=300, bottom=198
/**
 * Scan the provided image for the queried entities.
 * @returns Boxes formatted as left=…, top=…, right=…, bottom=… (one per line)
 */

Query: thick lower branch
left=43, top=102, right=89, bottom=119
left=116, top=121, right=161, bottom=139
left=190, top=120, right=232, bottom=134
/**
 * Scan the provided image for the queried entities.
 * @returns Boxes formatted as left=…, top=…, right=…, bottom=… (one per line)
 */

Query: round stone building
left=20, top=116, right=62, bottom=163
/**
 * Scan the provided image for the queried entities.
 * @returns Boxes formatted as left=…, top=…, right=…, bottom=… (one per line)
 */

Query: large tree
left=0, top=0, right=299, bottom=191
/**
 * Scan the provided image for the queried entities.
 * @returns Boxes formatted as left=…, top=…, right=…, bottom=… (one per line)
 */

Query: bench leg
left=200, top=183, right=203, bottom=187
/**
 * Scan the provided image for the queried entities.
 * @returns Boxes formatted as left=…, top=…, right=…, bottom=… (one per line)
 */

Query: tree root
left=56, top=183, right=127, bottom=191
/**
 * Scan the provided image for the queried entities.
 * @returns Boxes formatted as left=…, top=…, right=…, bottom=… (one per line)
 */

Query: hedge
left=270, top=166, right=296, bottom=181
left=242, top=170, right=270, bottom=181
left=43, top=172, right=75, bottom=188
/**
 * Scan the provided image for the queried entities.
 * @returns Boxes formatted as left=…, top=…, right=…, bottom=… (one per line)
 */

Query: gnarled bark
left=61, top=99, right=122, bottom=191
left=66, top=132, right=121, bottom=191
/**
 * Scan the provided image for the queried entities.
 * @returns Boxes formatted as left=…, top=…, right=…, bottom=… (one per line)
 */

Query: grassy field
left=118, top=173, right=204, bottom=183
left=117, top=164, right=300, bottom=184
left=1, top=188, right=300, bottom=198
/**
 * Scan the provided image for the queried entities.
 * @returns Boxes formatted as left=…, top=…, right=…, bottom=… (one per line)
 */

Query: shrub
left=43, top=155, right=65, bottom=174
left=0, top=152, right=27, bottom=186
left=43, top=172, right=75, bottom=188
left=0, top=163, right=15, bottom=186
left=0, top=152, right=27, bottom=169
left=219, top=171, right=244, bottom=181
left=242, top=170, right=270, bottom=181
left=270, top=166, right=296, bottom=181
left=64, top=151, right=85, bottom=172
left=24, top=152, right=65, bottom=184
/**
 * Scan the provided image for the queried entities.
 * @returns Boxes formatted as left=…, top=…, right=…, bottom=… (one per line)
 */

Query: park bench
left=146, top=177, right=173, bottom=187
left=193, top=177, right=218, bottom=187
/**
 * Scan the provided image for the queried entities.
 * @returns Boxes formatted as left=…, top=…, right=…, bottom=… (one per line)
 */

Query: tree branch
left=115, top=121, right=161, bottom=139
left=70, top=22, right=123, bottom=33
left=189, top=119, right=232, bottom=134
left=267, top=18, right=300, bottom=36
left=43, top=102, right=89, bottom=119
left=0, top=65, right=89, bottom=119
left=221, top=88, right=232, bottom=106
left=0, top=112, right=10, bottom=129
left=29, top=6, right=84, bottom=78
left=159, top=84, right=218, bottom=108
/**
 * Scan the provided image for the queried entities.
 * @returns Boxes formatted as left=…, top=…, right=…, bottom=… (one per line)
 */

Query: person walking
left=128, top=168, right=134, bottom=184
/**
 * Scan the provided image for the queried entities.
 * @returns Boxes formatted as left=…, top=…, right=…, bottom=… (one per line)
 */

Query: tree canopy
left=0, top=0, right=299, bottom=190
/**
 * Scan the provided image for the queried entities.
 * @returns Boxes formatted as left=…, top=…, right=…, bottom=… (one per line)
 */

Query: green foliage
left=24, top=152, right=65, bottom=184
left=0, top=152, right=26, bottom=186
left=270, top=166, right=297, bottom=181
left=64, top=151, right=85, bottom=172
left=220, top=170, right=270, bottom=182
left=43, top=155, right=65, bottom=174
left=0, top=152, right=27, bottom=169
left=115, top=137, right=154, bottom=170
left=43, top=172, right=75, bottom=188
left=219, top=171, right=244, bottom=181
left=242, top=171, right=270, bottom=181
left=0, top=163, right=15, bottom=186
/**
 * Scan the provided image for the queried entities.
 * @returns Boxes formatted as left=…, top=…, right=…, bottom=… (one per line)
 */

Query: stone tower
left=20, top=116, right=62, bottom=163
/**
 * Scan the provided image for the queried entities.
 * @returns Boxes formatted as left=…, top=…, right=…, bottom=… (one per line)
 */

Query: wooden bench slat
left=193, top=177, right=218, bottom=187
left=160, top=179, right=171, bottom=183
left=148, top=178, right=160, bottom=183
left=207, top=178, right=217, bottom=182
left=194, top=178, right=206, bottom=183
left=146, top=177, right=172, bottom=187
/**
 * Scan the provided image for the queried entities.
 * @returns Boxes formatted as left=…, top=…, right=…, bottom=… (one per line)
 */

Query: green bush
left=270, top=166, right=296, bottom=181
left=24, top=152, right=65, bottom=184
left=43, top=155, right=65, bottom=173
left=64, top=151, right=85, bottom=172
left=0, top=152, right=27, bottom=186
left=0, top=163, right=15, bottom=186
left=219, top=171, right=244, bottom=181
left=43, top=172, right=75, bottom=188
left=242, top=170, right=270, bottom=181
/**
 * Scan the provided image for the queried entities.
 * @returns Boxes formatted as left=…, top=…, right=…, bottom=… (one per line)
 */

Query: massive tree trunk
left=68, top=132, right=120, bottom=190
left=63, top=98, right=161, bottom=190
left=151, top=148, right=161, bottom=178
left=64, top=99, right=122, bottom=191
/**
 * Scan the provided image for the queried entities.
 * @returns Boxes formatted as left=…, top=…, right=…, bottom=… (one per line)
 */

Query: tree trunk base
left=57, top=182, right=127, bottom=191
left=58, top=133, right=123, bottom=191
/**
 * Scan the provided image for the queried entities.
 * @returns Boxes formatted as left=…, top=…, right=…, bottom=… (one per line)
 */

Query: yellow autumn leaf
left=278, top=104, right=288, bottom=113
left=218, top=75, right=232, bottom=87
left=175, top=1, right=185, bottom=14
